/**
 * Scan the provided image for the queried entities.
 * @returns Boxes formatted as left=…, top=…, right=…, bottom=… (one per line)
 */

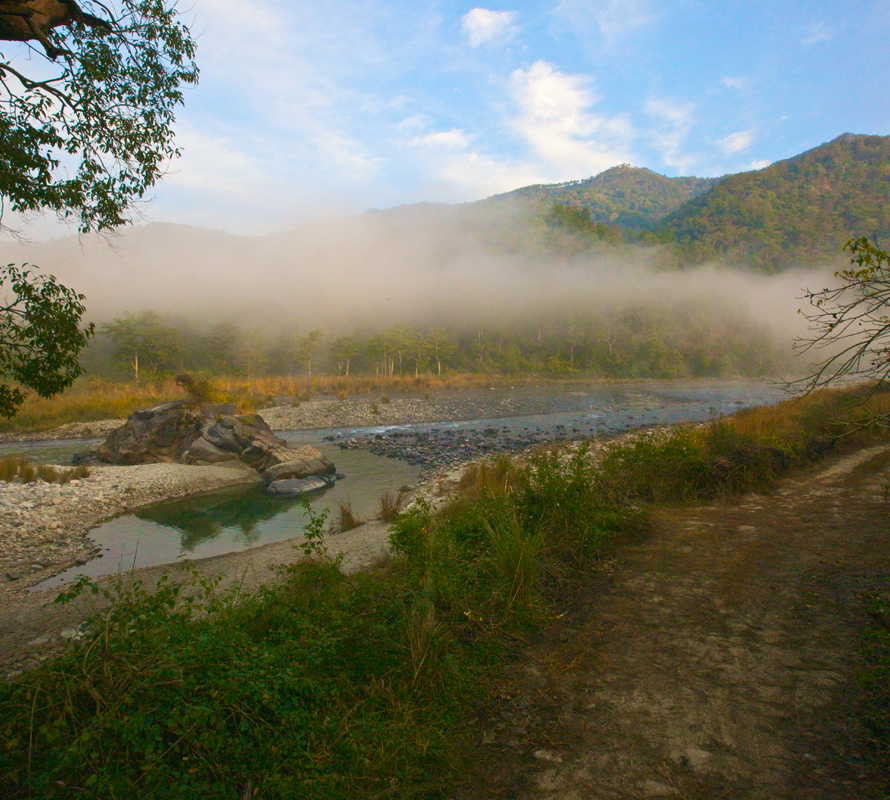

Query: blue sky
left=26, top=0, right=890, bottom=234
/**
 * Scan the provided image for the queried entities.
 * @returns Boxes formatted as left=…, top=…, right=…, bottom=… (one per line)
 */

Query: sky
left=10, top=0, right=890, bottom=235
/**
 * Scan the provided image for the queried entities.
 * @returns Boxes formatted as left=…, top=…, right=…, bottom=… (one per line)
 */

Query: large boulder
left=77, top=401, right=204, bottom=465
left=74, top=402, right=335, bottom=492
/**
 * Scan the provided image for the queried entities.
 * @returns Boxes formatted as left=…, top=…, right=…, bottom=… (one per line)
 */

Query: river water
left=9, top=379, right=787, bottom=588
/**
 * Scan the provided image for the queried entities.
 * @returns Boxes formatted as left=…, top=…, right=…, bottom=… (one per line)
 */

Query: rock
left=261, top=446, right=336, bottom=482
left=74, top=402, right=334, bottom=481
left=681, top=746, right=712, bottom=772
left=180, top=437, right=233, bottom=464
left=267, top=475, right=335, bottom=497
left=74, top=401, right=202, bottom=465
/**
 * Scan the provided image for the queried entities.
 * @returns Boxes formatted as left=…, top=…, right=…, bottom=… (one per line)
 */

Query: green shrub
left=2, top=384, right=888, bottom=798
left=862, top=589, right=890, bottom=777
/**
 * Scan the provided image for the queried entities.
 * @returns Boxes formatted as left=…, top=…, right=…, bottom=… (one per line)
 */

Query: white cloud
left=720, top=76, right=748, bottom=90
left=509, top=61, right=634, bottom=176
left=397, top=114, right=433, bottom=133
left=434, top=151, right=548, bottom=197
left=314, top=132, right=383, bottom=180
left=802, top=21, right=833, bottom=44
left=718, top=129, right=755, bottom=154
left=406, top=60, right=635, bottom=201
left=165, top=125, right=269, bottom=197
left=553, top=0, right=655, bottom=45
left=749, top=159, right=770, bottom=170
left=461, top=8, right=518, bottom=47
left=409, top=129, right=472, bottom=150
left=645, top=97, right=696, bottom=172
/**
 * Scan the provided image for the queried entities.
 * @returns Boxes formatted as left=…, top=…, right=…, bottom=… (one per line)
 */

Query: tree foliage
left=476, top=134, right=890, bottom=272
left=0, top=262, right=93, bottom=415
left=0, top=0, right=199, bottom=232
left=663, top=134, right=890, bottom=271
left=0, top=1, right=197, bottom=416
left=795, top=237, right=890, bottom=398
left=486, top=164, right=717, bottom=231
left=83, top=303, right=787, bottom=383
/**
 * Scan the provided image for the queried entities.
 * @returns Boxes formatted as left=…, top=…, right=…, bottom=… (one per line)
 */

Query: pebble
left=0, top=463, right=260, bottom=594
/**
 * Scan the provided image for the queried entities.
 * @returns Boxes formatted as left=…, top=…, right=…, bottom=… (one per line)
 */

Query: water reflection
left=35, top=447, right=420, bottom=589
left=136, top=486, right=324, bottom=551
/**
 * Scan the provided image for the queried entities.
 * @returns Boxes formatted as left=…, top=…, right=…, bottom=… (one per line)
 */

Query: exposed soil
left=458, top=445, right=890, bottom=800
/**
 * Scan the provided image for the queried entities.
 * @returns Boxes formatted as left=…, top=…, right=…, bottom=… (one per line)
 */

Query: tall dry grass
left=1, top=373, right=526, bottom=433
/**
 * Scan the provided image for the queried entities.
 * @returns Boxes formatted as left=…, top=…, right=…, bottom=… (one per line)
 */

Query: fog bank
left=3, top=206, right=830, bottom=348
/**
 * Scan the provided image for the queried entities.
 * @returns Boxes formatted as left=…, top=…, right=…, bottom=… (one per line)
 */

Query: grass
left=862, top=587, right=890, bottom=782
left=0, top=373, right=529, bottom=434
left=334, top=500, right=362, bottom=532
left=592, top=383, right=890, bottom=504
left=378, top=488, right=407, bottom=521
left=0, top=384, right=888, bottom=798
left=0, top=455, right=89, bottom=484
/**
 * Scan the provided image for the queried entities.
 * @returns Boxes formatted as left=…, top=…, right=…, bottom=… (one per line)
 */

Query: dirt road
left=460, top=445, right=890, bottom=799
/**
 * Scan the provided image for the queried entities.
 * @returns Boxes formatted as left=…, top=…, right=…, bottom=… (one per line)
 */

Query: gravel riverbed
left=0, top=380, right=782, bottom=599
left=0, top=463, right=260, bottom=600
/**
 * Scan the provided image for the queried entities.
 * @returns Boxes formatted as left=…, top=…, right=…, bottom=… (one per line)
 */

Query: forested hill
left=661, top=134, right=890, bottom=271
left=482, top=166, right=719, bottom=231
left=472, top=133, right=890, bottom=271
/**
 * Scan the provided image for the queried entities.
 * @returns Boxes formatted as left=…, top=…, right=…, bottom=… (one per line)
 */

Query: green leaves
left=0, top=1, right=199, bottom=232
left=0, top=264, right=94, bottom=417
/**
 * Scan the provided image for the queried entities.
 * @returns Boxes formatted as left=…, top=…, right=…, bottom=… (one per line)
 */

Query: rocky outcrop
left=74, top=402, right=335, bottom=495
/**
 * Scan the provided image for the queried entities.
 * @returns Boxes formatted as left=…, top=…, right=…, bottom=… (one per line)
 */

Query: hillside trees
left=0, top=0, right=198, bottom=415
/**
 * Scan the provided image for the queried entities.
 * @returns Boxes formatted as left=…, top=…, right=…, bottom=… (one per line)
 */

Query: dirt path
left=460, top=445, right=890, bottom=800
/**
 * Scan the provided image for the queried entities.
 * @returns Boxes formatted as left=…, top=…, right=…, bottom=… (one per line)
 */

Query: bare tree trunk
left=132, top=352, right=139, bottom=381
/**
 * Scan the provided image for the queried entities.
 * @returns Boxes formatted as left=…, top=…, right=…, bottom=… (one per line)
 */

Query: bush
left=2, top=384, right=888, bottom=798
left=378, top=488, right=406, bottom=521
left=334, top=500, right=361, bottom=532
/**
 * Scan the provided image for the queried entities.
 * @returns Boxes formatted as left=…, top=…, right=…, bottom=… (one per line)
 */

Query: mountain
left=481, top=165, right=720, bottom=230
left=661, top=133, right=890, bottom=271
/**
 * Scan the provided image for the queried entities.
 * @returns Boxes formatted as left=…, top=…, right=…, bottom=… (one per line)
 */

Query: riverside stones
left=267, top=475, right=335, bottom=497
left=74, top=401, right=335, bottom=495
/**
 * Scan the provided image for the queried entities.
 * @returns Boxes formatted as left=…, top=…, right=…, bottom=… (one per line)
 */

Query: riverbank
left=0, top=378, right=783, bottom=444
left=0, top=379, right=786, bottom=599
left=3, top=386, right=888, bottom=799
left=0, top=463, right=260, bottom=600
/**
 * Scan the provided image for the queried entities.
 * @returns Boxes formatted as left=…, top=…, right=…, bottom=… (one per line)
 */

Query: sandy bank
left=0, top=462, right=261, bottom=598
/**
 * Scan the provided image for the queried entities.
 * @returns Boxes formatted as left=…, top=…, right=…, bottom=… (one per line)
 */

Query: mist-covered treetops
left=11, top=131, right=888, bottom=279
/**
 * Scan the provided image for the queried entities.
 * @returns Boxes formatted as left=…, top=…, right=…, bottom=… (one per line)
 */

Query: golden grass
left=0, top=455, right=89, bottom=483
left=727, top=384, right=890, bottom=444
left=457, top=455, right=523, bottom=498
left=0, top=373, right=530, bottom=433
left=335, top=500, right=362, bottom=533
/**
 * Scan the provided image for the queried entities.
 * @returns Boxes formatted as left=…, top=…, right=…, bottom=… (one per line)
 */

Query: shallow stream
left=6, top=379, right=787, bottom=587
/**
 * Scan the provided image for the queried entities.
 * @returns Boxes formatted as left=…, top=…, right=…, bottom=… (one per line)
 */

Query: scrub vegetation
left=1, top=384, right=889, bottom=798
left=0, top=455, right=88, bottom=484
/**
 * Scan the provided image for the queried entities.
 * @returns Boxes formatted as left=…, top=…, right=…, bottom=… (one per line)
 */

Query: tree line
left=84, top=306, right=789, bottom=382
